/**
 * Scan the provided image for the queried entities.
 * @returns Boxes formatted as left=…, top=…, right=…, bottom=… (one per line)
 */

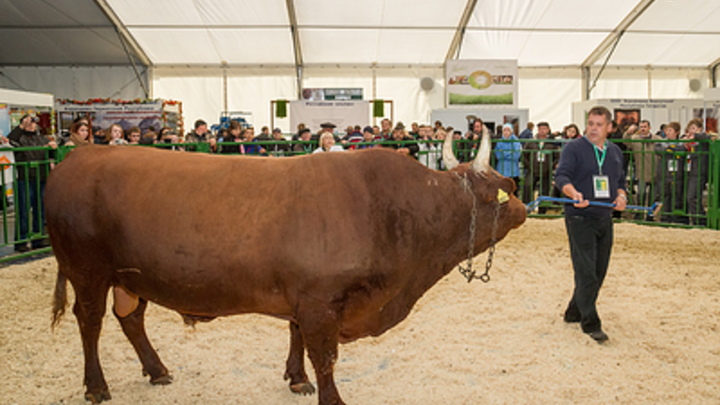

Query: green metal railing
left=0, top=136, right=717, bottom=262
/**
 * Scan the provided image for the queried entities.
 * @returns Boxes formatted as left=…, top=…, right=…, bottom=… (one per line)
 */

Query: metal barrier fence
left=1, top=137, right=717, bottom=261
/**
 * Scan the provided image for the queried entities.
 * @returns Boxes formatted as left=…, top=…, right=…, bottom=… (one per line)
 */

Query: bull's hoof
left=143, top=368, right=173, bottom=385
left=290, top=382, right=316, bottom=395
left=284, top=371, right=315, bottom=395
left=84, top=388, right=111, bottom=404
left=150, top=374, right=174, bottom=385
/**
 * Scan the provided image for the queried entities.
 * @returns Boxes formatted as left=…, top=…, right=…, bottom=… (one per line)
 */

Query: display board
left=446, top=60, right=518, bottom=107
left=572, top=99, right=704, bottom=133
left=290, top=101, right=369, bottom=133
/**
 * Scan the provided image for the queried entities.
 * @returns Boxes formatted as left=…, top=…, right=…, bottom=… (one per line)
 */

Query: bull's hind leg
left=284, top=321, right=315, bottom=395
left=297, top=310, right=346, bottom=405
left=112, top=286, right=172, bottom=385
left=72, top=285, right=112, bottom=403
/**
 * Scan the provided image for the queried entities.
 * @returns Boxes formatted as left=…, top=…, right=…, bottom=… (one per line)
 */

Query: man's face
left=21, top=117, right=37, bottom=132
left=381, top=120, right=391, bottom=133
left=196, top=124, right=207, bottom=135
left=411, top=123, right=418, bottom=132
left=639, top=122, right=650, bottom=136
left=246, top=128, right=255, bottom=138
left=537, top=125, right=549, bottom=139
left=586, top=114, right=611, bottom=139
left=300, top=131, right=311, bottom=141
left=473, top=120, right=483, bottom=134
left=363, top=131, right=374, bottom=142
left=392, top=129, right=404, bottom=140
left=687, top=124, right=699, bottom=137
left=273, top=131, right=283, bottom=140
left=373, top=126, right=380, bottom=135
left=129, top=132, right=141, bottom=142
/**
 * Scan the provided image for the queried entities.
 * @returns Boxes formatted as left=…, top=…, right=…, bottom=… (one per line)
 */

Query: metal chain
left=457, top=173, right=500, bottom=283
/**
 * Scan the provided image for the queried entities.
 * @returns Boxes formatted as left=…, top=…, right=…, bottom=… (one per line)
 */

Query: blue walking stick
left=526, top=196, right=658, bottom=213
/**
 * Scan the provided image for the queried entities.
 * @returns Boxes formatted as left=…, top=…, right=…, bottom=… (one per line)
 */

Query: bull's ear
left=480, top=178, right=515, bottom=203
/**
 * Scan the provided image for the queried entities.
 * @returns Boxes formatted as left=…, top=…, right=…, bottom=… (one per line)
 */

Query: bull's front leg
left=284, top=320, right=315, bottom=395
left=298, top=310, right=345, bottom=405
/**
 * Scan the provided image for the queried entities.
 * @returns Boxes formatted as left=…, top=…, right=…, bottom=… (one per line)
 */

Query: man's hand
left=572, top=191, right=589, bottom=208
left=48, top=141, right=58, bottom=149
left=563, top=184, right=589, bottom=208
left=396, top=147, right=410, bottom=155
left=614, top=192, right=627, bottom=211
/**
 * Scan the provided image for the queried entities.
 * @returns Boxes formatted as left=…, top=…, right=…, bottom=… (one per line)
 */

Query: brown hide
left=47, top=145, right=525, bottom=342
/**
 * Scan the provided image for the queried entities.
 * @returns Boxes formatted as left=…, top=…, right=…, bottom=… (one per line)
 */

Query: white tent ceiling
left=100, top=0, right=720, bottom=69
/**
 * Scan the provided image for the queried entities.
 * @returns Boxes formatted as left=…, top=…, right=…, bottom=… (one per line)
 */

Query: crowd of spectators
left=1, top=112, right=717, bottom=254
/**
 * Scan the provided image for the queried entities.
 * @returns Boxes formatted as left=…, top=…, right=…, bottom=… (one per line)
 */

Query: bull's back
left=46, top=146, right=428, bottom=317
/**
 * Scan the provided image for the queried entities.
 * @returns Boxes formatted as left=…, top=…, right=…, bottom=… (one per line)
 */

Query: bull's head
left=442, top=125, right=491, bottom=174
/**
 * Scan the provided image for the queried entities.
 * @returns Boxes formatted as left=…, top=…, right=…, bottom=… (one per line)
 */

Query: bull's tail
left=52, top=270, right=68, bottom=330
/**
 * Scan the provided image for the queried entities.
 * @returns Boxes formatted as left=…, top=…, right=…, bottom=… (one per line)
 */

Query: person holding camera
left=8, top=114, right=57, bottom=252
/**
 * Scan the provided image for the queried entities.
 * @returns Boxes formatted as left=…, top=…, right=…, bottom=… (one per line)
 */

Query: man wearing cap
left=266, top=128, right=291, bottom=157
left=185, top=119, right=217, bottom=152
left=293, top=128, right=315, bottom=155
left=355, top=126, right=376, bottom=150
left=8, top=114, right=57, bottom=252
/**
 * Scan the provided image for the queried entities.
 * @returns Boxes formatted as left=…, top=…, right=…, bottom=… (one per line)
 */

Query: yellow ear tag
left=497, top=189, right=510, bottom=204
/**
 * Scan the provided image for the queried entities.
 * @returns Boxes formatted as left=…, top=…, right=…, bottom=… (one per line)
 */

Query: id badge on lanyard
left=593, top=175, right=610, bottom=198
left=593, top=141, right=610, bottom=199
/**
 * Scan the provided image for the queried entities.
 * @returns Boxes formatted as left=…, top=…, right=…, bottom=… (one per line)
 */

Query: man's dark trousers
left=563, top=215, right=613, bottom=333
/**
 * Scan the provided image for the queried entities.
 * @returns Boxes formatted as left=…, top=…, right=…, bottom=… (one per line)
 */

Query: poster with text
left=290, top=101, right=369, bottom=134
left=446, top=60, right=517, bottom=107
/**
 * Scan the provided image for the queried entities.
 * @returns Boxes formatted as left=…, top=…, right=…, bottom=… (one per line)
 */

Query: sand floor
left=1, top=218, right=719, bottom=405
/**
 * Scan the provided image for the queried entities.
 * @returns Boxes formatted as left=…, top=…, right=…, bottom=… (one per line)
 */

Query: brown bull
left=47, top=129, right=526, bottom=405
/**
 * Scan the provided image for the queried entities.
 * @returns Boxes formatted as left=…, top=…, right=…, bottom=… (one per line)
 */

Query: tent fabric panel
left=208, top=29, right=295, bottom=64
left=376, top=30, right=455, bottom=64
left=468, top=0, right=641, bottom=30
left=0, top=0, right=112, bottom=26
left=0, top=28, right=130, bottom=65
left=107, top=0, right=289, bottom=26
left=0, top=66, right=146, bottom=100
left=301, top=28, right=453, bottom=64
left=130, top=28, right=221, bottom=64
left=300, top=29, right=381, bottom=64
left=460, top=30, right=607, bottom=66
left=295, top=0, right=467, bottom=28
left=630, top=0, right=720, bottom=32
left=598, top=33, right=720, bottom=67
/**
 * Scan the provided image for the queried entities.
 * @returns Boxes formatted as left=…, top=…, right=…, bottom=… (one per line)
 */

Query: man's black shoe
left=14, top=244, right=30, bottom=253
left=587, top=330, right=609, bottom=343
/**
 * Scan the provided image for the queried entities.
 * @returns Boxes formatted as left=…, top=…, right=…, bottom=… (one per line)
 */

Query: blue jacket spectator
left=494, top=123, right=522, bottom=179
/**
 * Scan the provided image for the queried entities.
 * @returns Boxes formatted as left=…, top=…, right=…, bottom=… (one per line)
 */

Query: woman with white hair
left=494, top=123, right=522, bottom=195
left=313, top=132, right=345, bottom=153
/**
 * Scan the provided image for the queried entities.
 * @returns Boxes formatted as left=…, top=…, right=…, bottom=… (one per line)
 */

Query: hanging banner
left=446, top=60, right=518, bottom=107
left=55, top=100, right=164, bottom=134
left=290, top=101, right=369, bottom=134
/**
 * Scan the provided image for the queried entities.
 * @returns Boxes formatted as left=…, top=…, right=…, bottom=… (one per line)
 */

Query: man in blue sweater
left=554, top=106, right=627, bottom=343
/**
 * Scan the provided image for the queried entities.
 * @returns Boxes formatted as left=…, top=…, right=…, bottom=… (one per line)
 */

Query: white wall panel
left=152, top=67, right=223, bottom=133
left=518, top=67, right=582, bottom=131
